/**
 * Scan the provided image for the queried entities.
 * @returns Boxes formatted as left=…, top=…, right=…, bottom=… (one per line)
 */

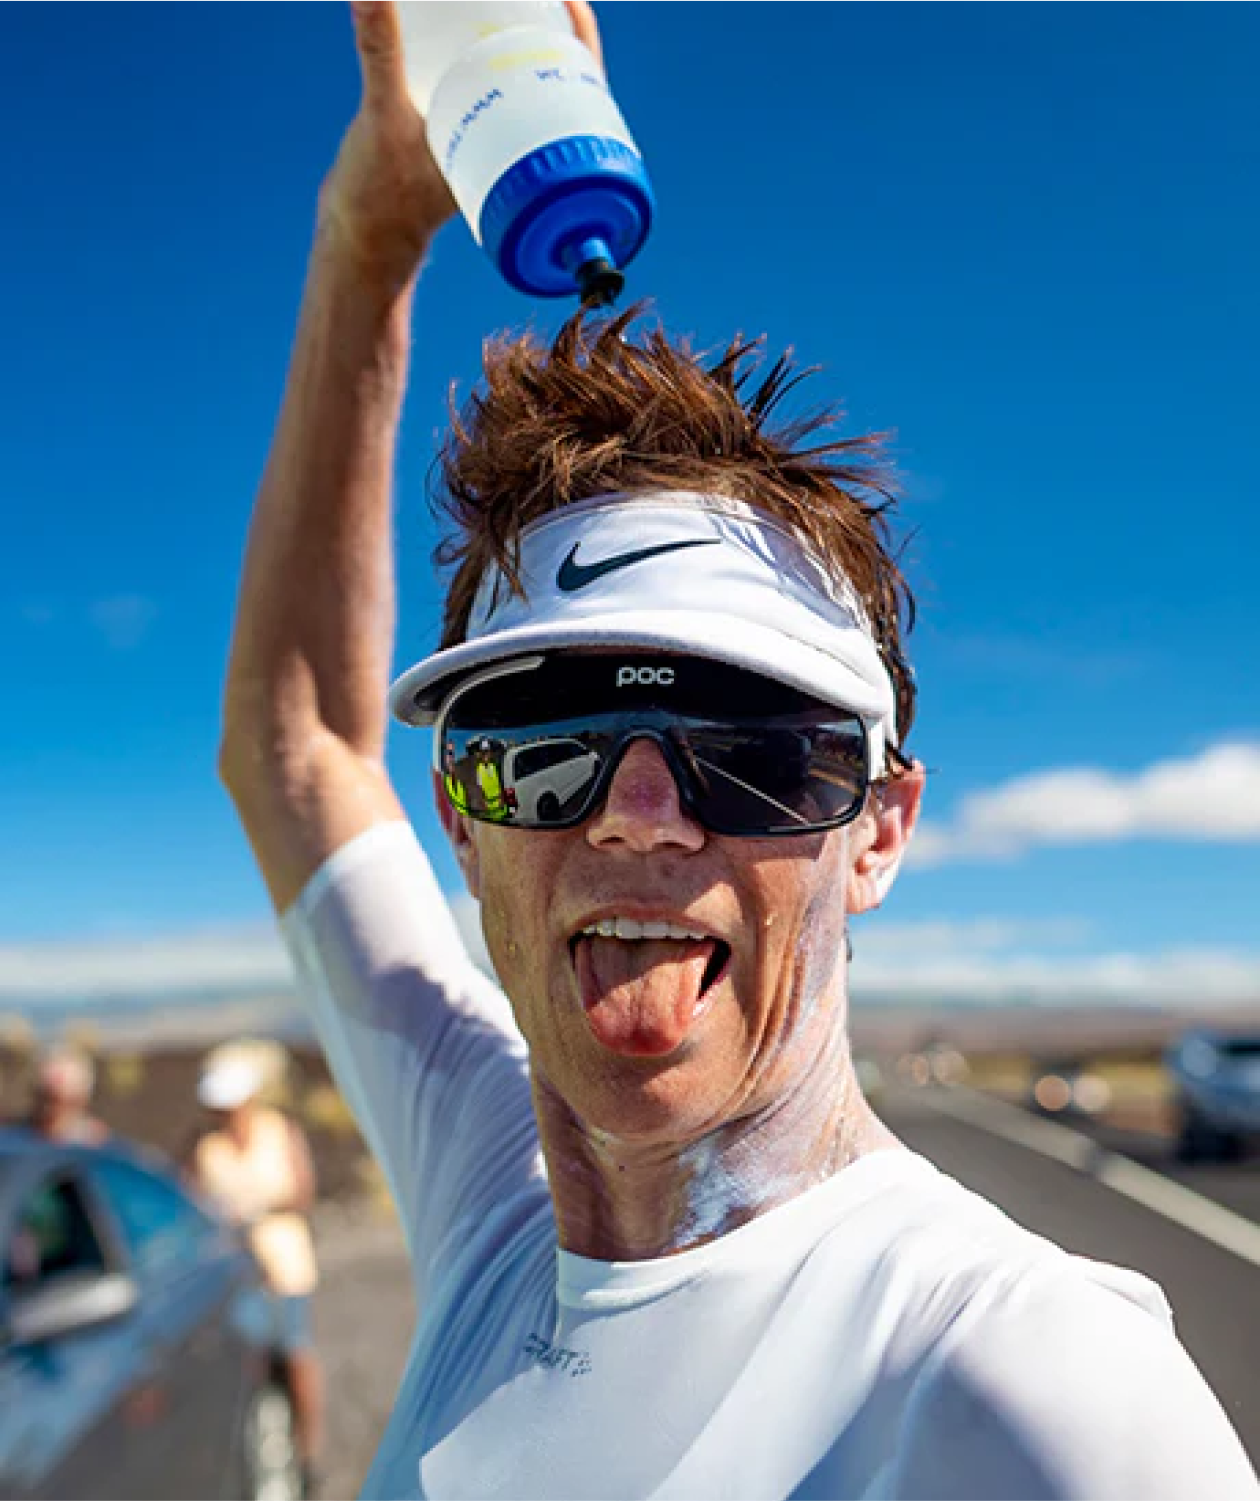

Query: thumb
left=349, top=1, right=410, bottom=111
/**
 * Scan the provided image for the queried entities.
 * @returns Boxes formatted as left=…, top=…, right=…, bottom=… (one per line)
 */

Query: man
left=185, top=1050, right=324, bottom=1495
left=472, top=738, right=509, bottom=822
left=220, top=3, right=1258, bottom=1497
left=441, top=739, right=469, bottom=815
left=25, top=1048, right=109, bottom=1145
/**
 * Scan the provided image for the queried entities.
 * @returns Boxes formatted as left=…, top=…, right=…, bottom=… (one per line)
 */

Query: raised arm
left=222, top=1, right=603, bottom=914
left=218, top=1, right=453, bottom=913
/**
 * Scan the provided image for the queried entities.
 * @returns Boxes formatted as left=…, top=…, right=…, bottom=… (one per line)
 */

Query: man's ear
left=433, top=770, right=481, bottom=900
left=846, top=762, right=926, bottom=916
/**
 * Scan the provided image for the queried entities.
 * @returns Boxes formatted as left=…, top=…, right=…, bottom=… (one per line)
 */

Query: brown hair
left=432, top=307, right=917, bottom=763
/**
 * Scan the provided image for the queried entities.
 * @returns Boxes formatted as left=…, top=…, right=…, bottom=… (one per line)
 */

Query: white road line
left=923, top=1087, right=1260, bottom=1271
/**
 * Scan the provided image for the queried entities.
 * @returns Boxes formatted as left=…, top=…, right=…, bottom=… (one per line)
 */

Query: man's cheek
left=480, top=866, right=535, bottom=988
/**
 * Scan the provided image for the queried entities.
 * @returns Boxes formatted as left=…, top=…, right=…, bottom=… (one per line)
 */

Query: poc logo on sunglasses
left=617, top=665, right=675, bottom=688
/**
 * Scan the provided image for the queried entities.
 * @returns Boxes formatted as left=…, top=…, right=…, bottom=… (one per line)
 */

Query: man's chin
left=546, top=1048, right=735, bottom=1149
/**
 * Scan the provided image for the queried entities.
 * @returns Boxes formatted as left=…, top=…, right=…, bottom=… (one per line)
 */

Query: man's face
left=444, top=735, right=921, bottom=1146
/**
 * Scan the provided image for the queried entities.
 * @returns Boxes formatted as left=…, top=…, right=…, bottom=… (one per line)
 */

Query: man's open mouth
left=569, top=918, right=731, bottom=1058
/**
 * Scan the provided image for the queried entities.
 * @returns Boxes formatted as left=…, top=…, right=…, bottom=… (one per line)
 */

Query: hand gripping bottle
left=396, top=1, right=654, bottom=303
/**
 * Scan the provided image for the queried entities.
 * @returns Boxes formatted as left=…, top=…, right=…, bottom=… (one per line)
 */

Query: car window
left=90, top=1158, right=218, bottom=1280
left=4, top=1176, right=106, bottom=1291
left=1222, top=1040, right=1260, bottom=1059
left=513, top=739, right=589, bottom=778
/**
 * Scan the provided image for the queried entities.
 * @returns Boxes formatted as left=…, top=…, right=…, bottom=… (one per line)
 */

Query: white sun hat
left=197, top=1057, right=263, bottom=1112
left=390, top=492, right=899, bottom=765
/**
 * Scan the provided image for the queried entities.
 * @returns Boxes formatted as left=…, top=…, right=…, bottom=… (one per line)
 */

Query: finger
left=349, top=0, right=409, bottom=110
left=565, top=1, right=604, bottom=71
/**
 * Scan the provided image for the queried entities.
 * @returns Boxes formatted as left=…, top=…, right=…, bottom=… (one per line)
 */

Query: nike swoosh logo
left=557, top=538, right=721, bottom=593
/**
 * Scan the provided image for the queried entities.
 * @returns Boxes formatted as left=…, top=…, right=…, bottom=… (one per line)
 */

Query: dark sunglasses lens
left=441, top=723, right=608, bottom=826
left=678, top=722, right=867, bottom=834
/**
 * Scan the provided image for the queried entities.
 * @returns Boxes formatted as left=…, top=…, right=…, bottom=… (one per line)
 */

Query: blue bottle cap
left=479, top=135, right=655, bottom=299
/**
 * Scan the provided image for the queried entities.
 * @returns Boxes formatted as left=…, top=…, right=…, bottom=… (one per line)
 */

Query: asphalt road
left=312, top=1217, right=415, bottom=1501
left=881, top=1087, right=1260, bottom=1469
left=1068, top=1112, right=1260, bottom=1227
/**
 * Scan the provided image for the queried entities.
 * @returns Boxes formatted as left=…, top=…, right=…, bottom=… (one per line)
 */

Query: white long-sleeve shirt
left=281, top=821, right=1258, bottom=1500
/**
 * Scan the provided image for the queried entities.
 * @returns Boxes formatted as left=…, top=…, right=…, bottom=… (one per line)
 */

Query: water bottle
left=396, top=1, right=654, bottom=302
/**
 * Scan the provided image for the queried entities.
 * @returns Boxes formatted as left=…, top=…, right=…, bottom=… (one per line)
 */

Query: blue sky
left=2, top=3, right=1257, bottom=1011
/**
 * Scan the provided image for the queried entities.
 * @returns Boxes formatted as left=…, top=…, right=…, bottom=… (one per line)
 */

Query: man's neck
left=533, top=1048, right=902, bottom=1262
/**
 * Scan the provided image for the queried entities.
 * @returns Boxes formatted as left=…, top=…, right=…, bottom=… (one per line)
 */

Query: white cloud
left=0, top=927, right=293, bottom=1006
left=846, top=916, right=1260, bottom=1007
left=856, top=916, right=1093, bottom=957
left=89, top=594, right=158, bottom=651
left=0, top=905, right=497, bottom=1014
left=852, top=943, right=1260, bottom=1008
left=908, top=741, right=1260, bottom=867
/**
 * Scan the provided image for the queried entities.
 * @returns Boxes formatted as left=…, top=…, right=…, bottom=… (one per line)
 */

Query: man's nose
left=585, top=737, right=705, bottom=854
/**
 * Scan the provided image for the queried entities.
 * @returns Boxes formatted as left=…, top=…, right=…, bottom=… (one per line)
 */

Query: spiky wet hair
left=431, top=307, right=918, bottom=764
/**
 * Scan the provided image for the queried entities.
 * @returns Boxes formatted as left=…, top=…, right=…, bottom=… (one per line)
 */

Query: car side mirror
left=8, top=1270, right=139, bottom=1347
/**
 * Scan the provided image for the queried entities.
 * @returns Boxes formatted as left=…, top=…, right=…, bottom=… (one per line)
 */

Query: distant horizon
left=6, top=981, right=1255, bottom=1067
left=4, top=900, right=1256, bottom=1026
left=3, top=892, right=1259, bottom=1020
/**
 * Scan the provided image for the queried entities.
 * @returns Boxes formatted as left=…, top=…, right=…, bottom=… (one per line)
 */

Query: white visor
left=390, top=493, right=898, bottom=764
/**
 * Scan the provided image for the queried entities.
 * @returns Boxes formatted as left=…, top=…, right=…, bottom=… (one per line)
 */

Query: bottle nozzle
left=563, top=236, right=625, bottom=307
left=576, top=257, right=625, bottom=307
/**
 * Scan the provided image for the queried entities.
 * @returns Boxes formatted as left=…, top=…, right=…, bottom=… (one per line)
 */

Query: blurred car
left=0, top=1128, right=302, bottom=1500
left=1166, top=1029, right=1260, bottom=1163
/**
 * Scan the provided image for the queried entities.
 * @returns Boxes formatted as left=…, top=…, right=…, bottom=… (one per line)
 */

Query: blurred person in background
left=24, top=1046, right=109, bottom=1144
left=186, top=1050, right=325, bottom=1494
left=216, top=2, right=1258, bottom=1497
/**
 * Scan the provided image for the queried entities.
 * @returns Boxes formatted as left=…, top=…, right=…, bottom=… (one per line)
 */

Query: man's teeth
left=581, top=918, right=709, bottom=941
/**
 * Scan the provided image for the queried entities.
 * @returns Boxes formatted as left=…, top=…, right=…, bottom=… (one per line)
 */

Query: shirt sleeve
left=887, top=1262, right=1259, bottom=1500
left=278, top=821, right=545, bottom=1299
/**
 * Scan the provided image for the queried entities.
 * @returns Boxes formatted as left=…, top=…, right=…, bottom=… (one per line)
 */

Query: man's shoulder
left=811, top=1153, right=1174, bottom=1374
left=890, top=1256, right=1256, bottom=1498
left=940, top=1251, right=1175, bottom=1389
left=862, top=1158, right=1175, bottom=1342
left=824, top=1151, right=1086, bottom=1305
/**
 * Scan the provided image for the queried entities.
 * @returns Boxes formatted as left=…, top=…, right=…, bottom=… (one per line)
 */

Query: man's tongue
left=575, top=937, right=718, bottom=1057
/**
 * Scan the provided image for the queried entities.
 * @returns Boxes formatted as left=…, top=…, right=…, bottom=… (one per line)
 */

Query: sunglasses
left=434, top=653, right=871, bottom=838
